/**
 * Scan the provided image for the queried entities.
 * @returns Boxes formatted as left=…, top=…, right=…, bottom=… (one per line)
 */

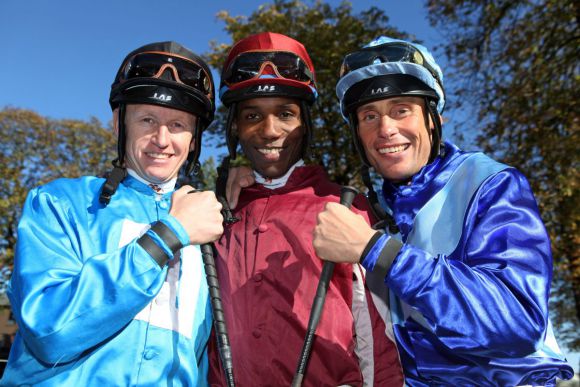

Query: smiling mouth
left=378, top=144, right=409, bottom=154
left=146, top=152, right=172, bottom=159
left=257, top=147, right=284, bottom=156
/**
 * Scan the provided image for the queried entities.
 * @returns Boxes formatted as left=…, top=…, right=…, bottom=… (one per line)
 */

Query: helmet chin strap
left=300, top=100, right=312, bottom=159
left=99, top=104, right=128, bottom=205
left=425, top=98, right=444, bottom=163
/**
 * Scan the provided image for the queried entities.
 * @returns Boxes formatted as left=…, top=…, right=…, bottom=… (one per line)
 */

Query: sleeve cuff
left=137, top=218, right=189, bottom=268
left=160, top=216, right=190, bottom=247
left=361, top=233, right=402, bottom=280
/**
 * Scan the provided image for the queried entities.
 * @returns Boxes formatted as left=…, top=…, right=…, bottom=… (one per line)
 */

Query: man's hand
left=313, top=202, right=376, bottom=263
left=170, top=186, right=224, bottom=245
left=226, top=166, right=255, bottom=209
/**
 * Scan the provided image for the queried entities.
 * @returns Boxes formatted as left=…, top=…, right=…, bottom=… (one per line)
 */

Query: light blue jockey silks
left=363, top=142, right=573, bottom=386
left=1, top=173, right=212, bottom=386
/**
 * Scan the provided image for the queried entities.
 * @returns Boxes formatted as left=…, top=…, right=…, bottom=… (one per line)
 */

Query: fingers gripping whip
left=291, top=186, right=359, bottom=387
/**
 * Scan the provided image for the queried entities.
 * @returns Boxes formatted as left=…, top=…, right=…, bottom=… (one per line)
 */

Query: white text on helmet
left=151, top=93, right=173, bottom=102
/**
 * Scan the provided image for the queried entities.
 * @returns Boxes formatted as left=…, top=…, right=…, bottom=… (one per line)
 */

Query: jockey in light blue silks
left=312, top=36, right=574, bottom=386
left=2, top=41, right=222, bottom=386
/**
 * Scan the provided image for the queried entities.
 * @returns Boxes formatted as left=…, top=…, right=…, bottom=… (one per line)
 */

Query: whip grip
left=291, top=185, right=359, bottom=387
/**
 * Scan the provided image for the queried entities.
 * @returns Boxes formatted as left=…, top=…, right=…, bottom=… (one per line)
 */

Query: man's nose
left=260, top=115, right=283, bottom=138
left=152, top=125, right=170, bottom=147
left=378, top=115, right=399, bottom=137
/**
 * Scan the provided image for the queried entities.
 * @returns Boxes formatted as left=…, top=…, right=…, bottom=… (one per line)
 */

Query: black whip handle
left=291, top=186, right=358, bottom=387
left=201, top=243, right=235, bottom=387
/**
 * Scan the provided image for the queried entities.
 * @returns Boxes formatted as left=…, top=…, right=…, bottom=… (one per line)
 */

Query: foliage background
left=0, top=0, right=577, bottom=356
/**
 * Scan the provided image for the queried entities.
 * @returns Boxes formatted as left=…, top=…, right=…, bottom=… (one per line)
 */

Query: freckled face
left=236, top=97, right=304, bottom=179
left=356, top=97, right=432, bottom=183
left=115, top=104, right=197, bottom=184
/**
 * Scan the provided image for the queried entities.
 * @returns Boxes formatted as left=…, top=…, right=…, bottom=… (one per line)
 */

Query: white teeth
left=147, top=152, right=171, bottom=159
left=258, top=148, right=282, bottom=155
left=378, top=145, right=407, bottom=154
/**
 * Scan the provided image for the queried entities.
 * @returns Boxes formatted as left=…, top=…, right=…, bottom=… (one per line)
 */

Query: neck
left=126, top=169, right=177, bottom=194
left=254, top=159, right=305, bottom=190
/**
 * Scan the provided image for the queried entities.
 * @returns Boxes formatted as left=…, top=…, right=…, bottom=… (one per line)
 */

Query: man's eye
left=392, top=108, right=411, bottom=118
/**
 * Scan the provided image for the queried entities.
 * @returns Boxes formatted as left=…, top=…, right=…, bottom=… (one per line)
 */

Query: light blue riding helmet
left=337, top=36, right=446, bottom=165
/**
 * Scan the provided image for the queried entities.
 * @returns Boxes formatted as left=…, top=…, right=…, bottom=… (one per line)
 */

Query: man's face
left=356, top=96, right=432, bottom=183
left=115, top=104, right=197, bottom=184
left=236, top=97, right=304, bottom=179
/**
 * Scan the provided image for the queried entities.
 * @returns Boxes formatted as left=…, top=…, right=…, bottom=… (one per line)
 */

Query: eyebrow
left=238, top=103, right=300, bottom=111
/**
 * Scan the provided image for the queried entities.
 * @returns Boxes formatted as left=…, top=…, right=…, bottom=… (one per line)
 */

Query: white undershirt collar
left=127, top=169, right=177, bottom=194
left=254, top=160, right=305, bottom=190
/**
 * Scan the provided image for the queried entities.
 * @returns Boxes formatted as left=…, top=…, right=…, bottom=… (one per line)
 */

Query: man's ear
left=112, top=108, right=120, bottom=136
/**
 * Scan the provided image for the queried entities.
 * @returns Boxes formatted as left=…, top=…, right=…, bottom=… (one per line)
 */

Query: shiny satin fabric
left=2, top=175, right=212, bottom=386
left=207, top=165, right=404, bottom=386
left=367, top=142, right=573, bottom=386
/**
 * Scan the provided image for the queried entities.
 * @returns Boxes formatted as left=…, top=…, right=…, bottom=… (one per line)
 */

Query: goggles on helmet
left=222, top=50, right=314, bottom=86
left=120, top=51, right=213, bottom=97
left=340, top=42, right=441, bottom=86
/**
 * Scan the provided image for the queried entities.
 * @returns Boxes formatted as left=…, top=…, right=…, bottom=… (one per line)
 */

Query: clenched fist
left=170, top=185, right=224, bottom=245
left=313, top=202, right=376, bottom=264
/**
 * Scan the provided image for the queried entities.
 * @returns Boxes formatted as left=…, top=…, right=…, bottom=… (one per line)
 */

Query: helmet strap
left=99, top=104, right=128, bottom=205
left=215, top=156, right=240, bottom=225
left=425, top=98, right=443, bottom=162
left=185, top=119, right=203, bottom=176
left=116, top=104, right=127, bottom=166
left=348, top=114, right=372, bottom=167
left=225, top=103, right=239, bottom=159
left=300, top=101, right=313, bottom=159
left=99, top=162, right=128, bottom=205
left=361, top=165, right=399, bottom=234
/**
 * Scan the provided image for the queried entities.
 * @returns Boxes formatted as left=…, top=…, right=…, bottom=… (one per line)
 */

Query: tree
left=0, top=108, right=117, bottom=258
left=426, top=0, right=579, bottom=349
left=204, top=0, right=411, bottom=188
left=0, top=107, right=117, bottom=286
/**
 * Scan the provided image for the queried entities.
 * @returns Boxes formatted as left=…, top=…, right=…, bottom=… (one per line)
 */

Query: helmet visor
left=120, top=51, right=213, bottom=97
left=340, top=43, right=440, bottom=86
left=222, top=51, right=314, bottom=85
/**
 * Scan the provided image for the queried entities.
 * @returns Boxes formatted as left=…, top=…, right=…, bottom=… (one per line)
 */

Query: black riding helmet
left=100, top=41, right=216, bottom=204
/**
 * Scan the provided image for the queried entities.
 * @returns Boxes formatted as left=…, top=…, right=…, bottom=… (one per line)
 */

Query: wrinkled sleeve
left=351, top=201, right=404, bottom=385
left=352, top=265, right=404, bottom=386
left=368, top=170, right=552, bottom=357
left=8, top=187, right=168, bottom=364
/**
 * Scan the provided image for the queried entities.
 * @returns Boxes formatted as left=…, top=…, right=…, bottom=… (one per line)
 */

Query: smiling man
left=312, top=36, right=574, bottom=386
left=207, top=32, right=403, bottom=386
left=2, top=41, right=224, bottom=385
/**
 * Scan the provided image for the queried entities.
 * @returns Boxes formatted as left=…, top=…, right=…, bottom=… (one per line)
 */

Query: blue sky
left=1, top=1, right=578, bottom=373
left=0, top=0, right=437, bottom=141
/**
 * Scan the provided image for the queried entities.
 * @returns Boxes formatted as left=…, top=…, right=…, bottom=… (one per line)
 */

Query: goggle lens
left=122, top=52, right=212, bottom=96
left=340, top=43, right=434, bottom=80
left=223, top=51, right=314, bottom=85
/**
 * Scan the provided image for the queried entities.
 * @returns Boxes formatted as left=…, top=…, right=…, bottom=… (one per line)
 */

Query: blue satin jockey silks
left=363, top=142, right=573, bottom=386
left=1, top=172, right=212, bottom=386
